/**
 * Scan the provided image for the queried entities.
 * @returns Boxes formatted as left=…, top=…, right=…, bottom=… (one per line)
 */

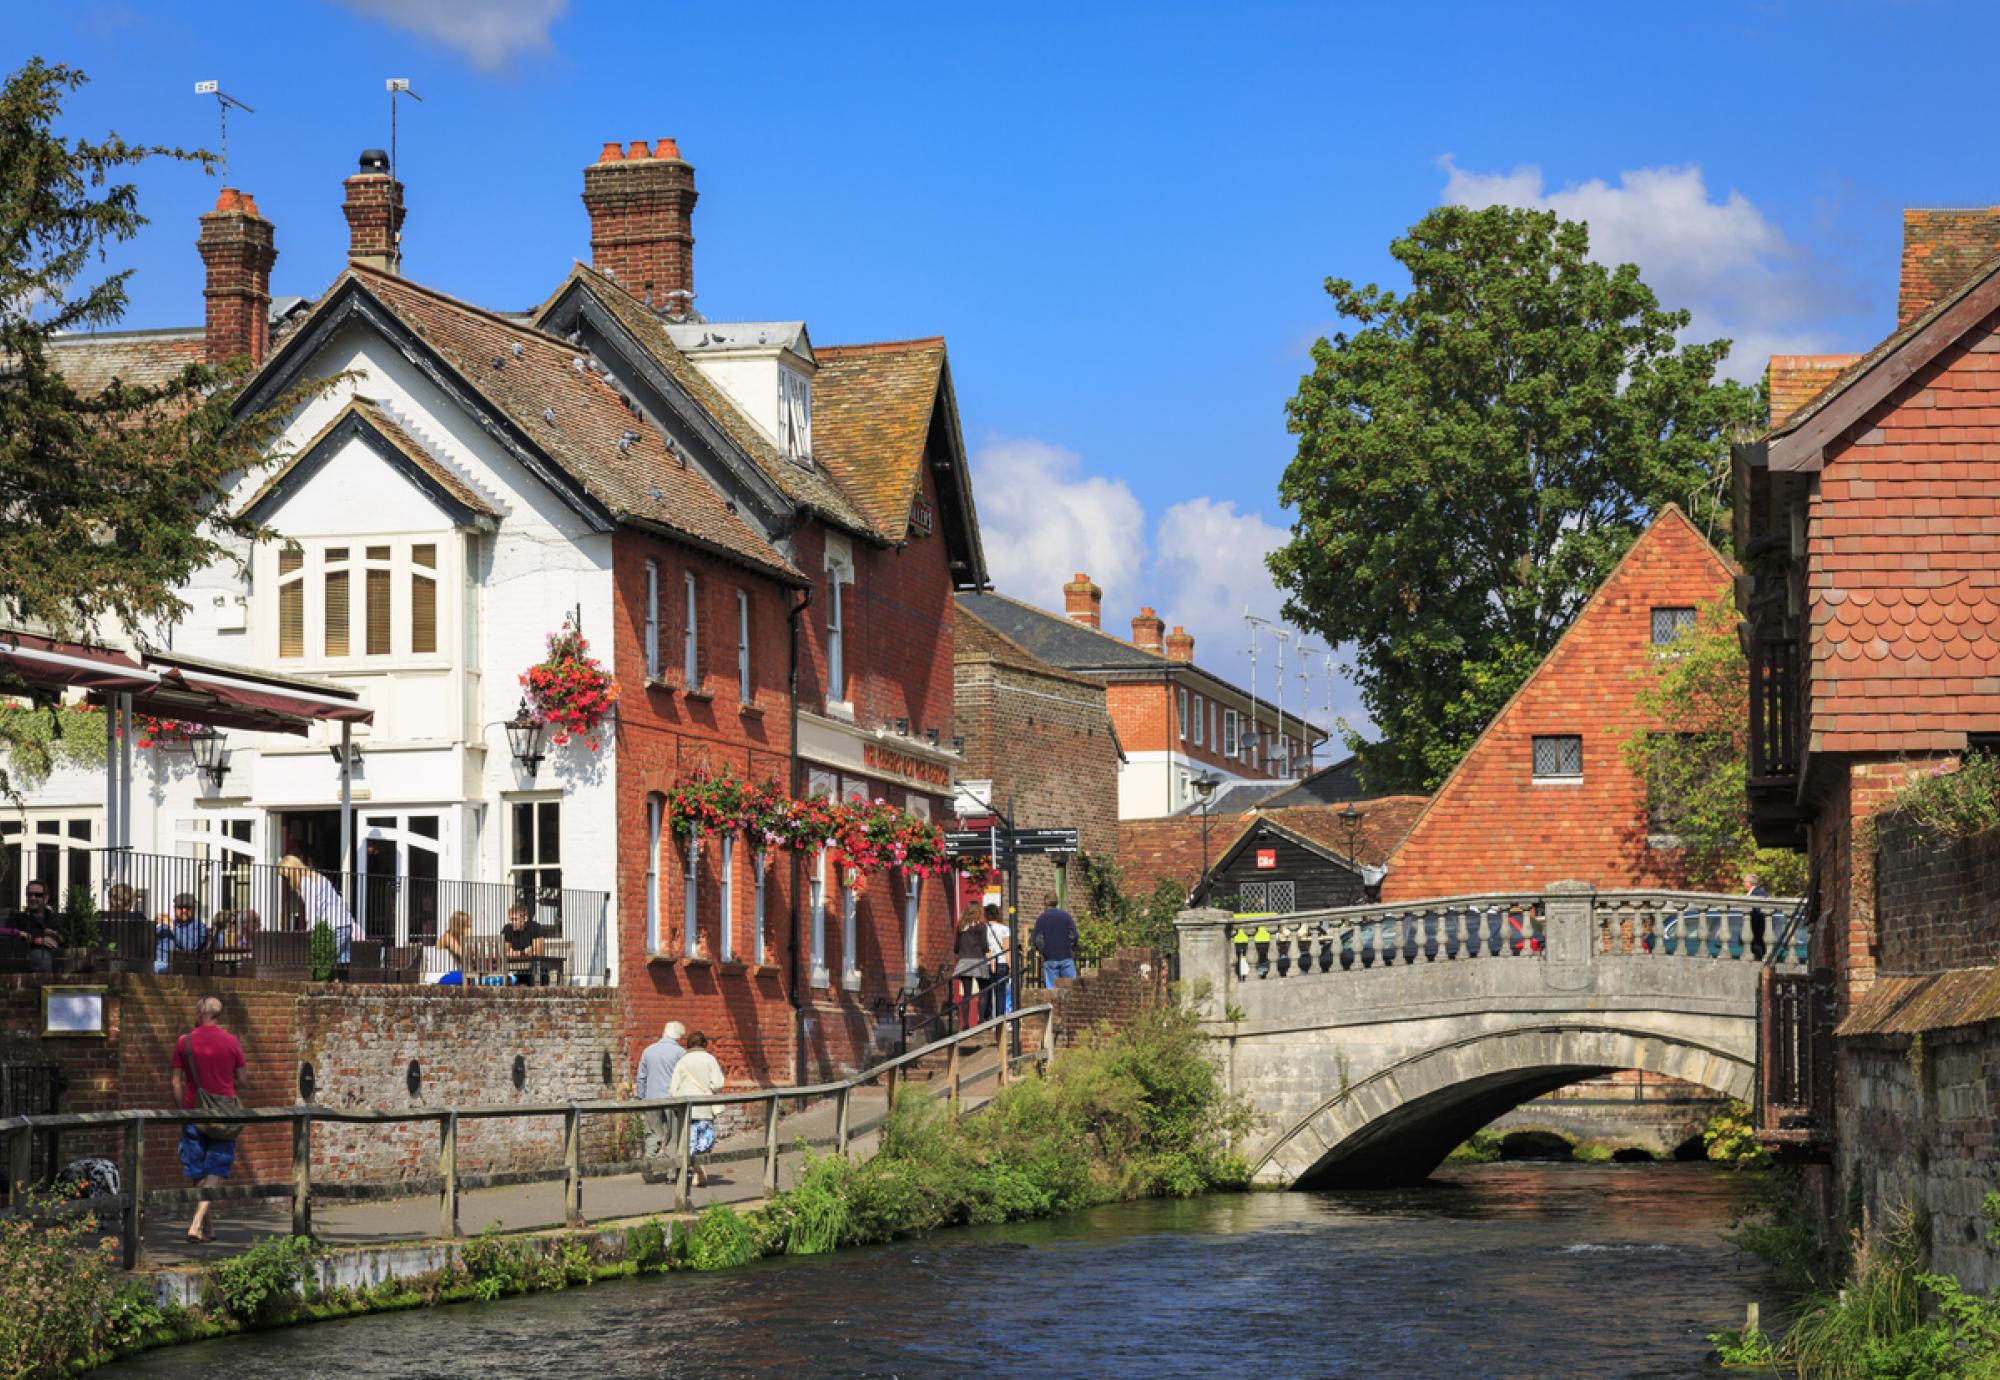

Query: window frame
left=644, top=560, right=661, bottom=679
left=266, top=534, right=455, bottom=671
left=644, top=793, right=664, bottom=952
left=506, top=796, right=562, bottom=907
left=717, top=833, right=735, bottom=962
left=1193, top=694, right=1205, bottom=747
left=683, top=570, right=700, bottom=689
left=682, top=831, right=700, bottom=957
left=1178, top=687, right=1189, bottom=743
left=1650, top=606, right=1698, bottom=646
left=736, top=588, right=752, bottom=704
left=1531, top=734, right=1585, bottom=782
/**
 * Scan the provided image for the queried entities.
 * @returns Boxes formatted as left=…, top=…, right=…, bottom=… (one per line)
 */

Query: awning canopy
left=0, top=627, right=371, bottom=736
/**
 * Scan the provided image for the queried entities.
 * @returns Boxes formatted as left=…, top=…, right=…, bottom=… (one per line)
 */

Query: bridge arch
left=1254, top=1023, right=1754, bottom=1188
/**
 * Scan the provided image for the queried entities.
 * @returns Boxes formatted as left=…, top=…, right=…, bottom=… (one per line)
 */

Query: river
left=105, top=1161, right=1776, bottom=1379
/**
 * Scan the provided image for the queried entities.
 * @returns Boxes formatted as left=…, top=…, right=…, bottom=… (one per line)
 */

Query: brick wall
left=0, top=975, right=627, bottom=1190
left=1028, top=945, right=1169, bottom=1045
left=1118, top=816, right=1241, bottom=900
left=954, top=620, right=1120, bottom=903
left=1812, top=756, right=1955, bottom=1012
left=1382, top=509, right=1731, bottom=900
left=1873, top=814, right=2000, bottom=974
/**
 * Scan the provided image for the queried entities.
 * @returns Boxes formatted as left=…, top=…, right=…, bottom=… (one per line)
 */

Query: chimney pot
left=583, top=139, right=697, bottom=317
left=1062, top=572, right=1103, bottom=630
left=1131, top=607, right=1165, bottom=654
left=197, top=187, right=278, bottom=367
left=599, top=141, right=625, bottom=162
left=343, top=151, right=406, bottom=275
left=1165, top=625, right=1195, bottom=663
left=358, top=148, right=390, bottom=174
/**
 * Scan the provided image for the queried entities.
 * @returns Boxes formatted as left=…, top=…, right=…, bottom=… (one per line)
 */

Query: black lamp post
left=189, top=726, right=229, bottom=789
left=1338, top=801, right=1365, bottom=897
left=1194, top=772, right=1223, bottom=886
left=506, top=700, right=546, bottom=779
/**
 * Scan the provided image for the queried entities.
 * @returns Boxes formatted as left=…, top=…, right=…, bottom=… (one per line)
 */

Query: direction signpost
left=943, top=822, right=1081, bottom=1049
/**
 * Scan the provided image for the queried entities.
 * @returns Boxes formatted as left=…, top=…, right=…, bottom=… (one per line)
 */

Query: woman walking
left=668, top=1031, right=727, bottom=1188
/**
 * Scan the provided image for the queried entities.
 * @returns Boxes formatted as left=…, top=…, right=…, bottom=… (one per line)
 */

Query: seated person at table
left=101, top=883, right=145, bottom=925
left=154, top=894, right=209, bottom=973
left=433, top=910, right=473, bottom=985
left=502, top=904, right=550, bottom=985
left=210, top=909, right=261, bottom=951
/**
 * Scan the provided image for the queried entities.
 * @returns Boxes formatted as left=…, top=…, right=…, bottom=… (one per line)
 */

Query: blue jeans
left=1041, top=958, right=1078, bottom=983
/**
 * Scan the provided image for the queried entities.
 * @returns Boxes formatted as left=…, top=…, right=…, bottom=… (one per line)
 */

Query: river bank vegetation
left=3, top=1004, right=1249, bottom=1375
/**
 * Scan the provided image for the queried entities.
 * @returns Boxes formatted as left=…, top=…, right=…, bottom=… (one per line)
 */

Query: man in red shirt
left=170, top=995, right=245, bottom=1243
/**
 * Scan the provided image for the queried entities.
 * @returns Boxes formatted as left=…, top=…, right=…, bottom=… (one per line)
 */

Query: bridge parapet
left=1178, top=886, right=1807, bottom=990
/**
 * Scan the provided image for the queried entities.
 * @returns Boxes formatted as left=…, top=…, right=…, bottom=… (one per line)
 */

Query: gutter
left=786, top=581, right=815, bottom=1088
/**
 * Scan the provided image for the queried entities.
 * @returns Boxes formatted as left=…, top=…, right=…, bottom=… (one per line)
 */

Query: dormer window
left=780, top=367, right=812, bottom=467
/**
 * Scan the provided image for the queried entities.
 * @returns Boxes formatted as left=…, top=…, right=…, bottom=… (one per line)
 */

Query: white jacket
left=668, top=1048, right=726, bottom=1121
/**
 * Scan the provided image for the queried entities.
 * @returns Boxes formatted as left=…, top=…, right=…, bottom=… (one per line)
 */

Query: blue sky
left=15, top=1, right=1997, bottom=742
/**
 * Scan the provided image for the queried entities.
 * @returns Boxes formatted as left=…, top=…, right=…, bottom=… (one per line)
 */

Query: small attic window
left=780, top=367, right=812, bottom=468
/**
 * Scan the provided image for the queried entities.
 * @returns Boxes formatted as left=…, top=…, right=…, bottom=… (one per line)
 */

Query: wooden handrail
left=0, top=1001, right=1056, bottom=1269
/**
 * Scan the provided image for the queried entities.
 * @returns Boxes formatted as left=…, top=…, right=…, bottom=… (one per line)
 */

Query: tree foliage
left=1271, top=203, right=1760, bottom=791
left=0, top=59, right=305, bottom=638
left=1623, top=599, right=1805, bottom=894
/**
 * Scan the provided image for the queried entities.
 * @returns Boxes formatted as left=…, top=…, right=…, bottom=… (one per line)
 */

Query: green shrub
left=1445, top=1129, right=1502, bottom=1164
left=1704, top=1100, right=1775, bottom=1170
left=684, top=1206, right=758, bottom=1271
left=1726, top=1169, right=1841, bottom=1299
left=205, top=1234, right=320, bottom=1327
left=626, top=1218, right=670, bottom=1272
left=308, top=921, right=337, bottom=981
left=456, top=1225, right=532, bottom=1301
left=0, top=1195, right=121, bottom=1376
left=1573, top=1140, right=1615, bottom=1164
left=1707, top=1322, right=1776, bottom=1369
left=1889, top=753, right=2000, bottom=842
left=779, top=1153, right=852, bottom=1255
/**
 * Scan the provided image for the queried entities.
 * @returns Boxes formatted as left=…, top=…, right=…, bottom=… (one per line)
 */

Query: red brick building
left=1379, top=508, right=1734, bottom=901
left=1738, top=207, right=2000, bottom=1185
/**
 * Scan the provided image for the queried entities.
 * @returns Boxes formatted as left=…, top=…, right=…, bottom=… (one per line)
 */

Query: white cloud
left=1438, top=158, right=1857, bottom=382
left=970, top=436, right=1370, bottom=743
left=332, top=0, right=566, bottom=72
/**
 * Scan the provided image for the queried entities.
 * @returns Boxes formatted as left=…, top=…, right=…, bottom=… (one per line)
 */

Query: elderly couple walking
left=635, top=1021, right=727, bottom=1189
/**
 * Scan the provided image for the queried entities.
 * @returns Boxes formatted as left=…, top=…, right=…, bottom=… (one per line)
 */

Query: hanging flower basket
left=738, top=779, right=794, bottom=853
left=520, top=619, right=618, bottom=751
left=782, top=793, right=846, bottom=856
left=665, top=770, right=746, bottom=838
left=133, top=714, right=200, bottom=751
left=835, top=799, right=950, bottom=880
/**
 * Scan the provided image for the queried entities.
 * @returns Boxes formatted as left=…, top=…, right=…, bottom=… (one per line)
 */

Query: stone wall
left=0, top=974, right=628, bottom=1190
left=1028, top=945, right=1168, bottom=1046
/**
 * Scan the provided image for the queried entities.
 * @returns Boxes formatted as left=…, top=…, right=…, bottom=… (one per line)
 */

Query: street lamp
left=506, top=700, right=546, bottom=780
left=1194, top=771, right=1223, bottom=889
left=188, top=727, right=229, bottom=789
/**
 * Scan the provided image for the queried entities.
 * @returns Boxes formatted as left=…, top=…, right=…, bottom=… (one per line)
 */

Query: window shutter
left=410, top=544, right=437, bottom=655
left=324, top=569, right=350, bottom=658
left=278, top=548, right=305, bottom=659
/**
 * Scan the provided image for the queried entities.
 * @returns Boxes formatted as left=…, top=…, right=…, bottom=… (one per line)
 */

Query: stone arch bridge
left=1175, top=883, right=1807, bottom=1186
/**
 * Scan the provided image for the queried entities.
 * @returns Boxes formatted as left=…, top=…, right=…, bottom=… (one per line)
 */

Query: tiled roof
left=1770, top=246, right=2000, bottom=442
left=1260, top=796, right=1429, bottom=870
left=45, top=328, right=207, bottom=393
left=1117, top=815, right=1253, bottom=900
left=240, top=397, right=501, bottom=522
left=956, top=591, right=1172, bottom=671
left=953, top=599, right=1103, bottom=689
left=545, top=266, right=879, bottom=538
left=1835, top=967, right=2000, bottom=1038
left=343, top=269, right=796, bottom=578
left=1769, top=354, right=1862, bottom=429
left=812, top=338, right=947, bottom=538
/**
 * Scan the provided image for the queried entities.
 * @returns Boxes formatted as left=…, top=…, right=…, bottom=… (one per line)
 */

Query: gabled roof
left=237, top=269, right=799, bottom=581
left=45, top=327, right=208, bottom=394
left=813, top=338, right=987, bottom=585
left=664, top=320, right=812, bottom=362
left=955, top=590, right=1174, bottom=671
left=239, top=397, right=501, bottom=528
left=536, top=264, right=877, bottom=538
left=1383, top=506, right=1734, bottom=874
left=1259, top=798, right=1428, bottom=870
left=1767, top=247, right=2000, bottom=470
left=953, top=598, right=1106, bottom=691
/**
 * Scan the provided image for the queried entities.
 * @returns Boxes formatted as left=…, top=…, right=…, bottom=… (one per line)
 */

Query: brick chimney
left=196, top=188, right=277, bottom=366
left=1131, top=607, right=1164, bottom=654
left=1063, top=573, right=1102, bottom=629
left=1898, top=208, right=2000, bottom=327
left=1165, top=625, right=1195, bottom=662
left=342, top=149, right=405, bottom=274
left=582, top=138, right=697, bottom=317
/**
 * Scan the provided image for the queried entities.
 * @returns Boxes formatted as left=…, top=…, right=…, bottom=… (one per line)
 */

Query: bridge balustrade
left=1213, top=888, right=1808, bottom=981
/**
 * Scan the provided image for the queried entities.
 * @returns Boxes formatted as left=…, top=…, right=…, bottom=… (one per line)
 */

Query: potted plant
left=520, top=618, right=619, bottom=752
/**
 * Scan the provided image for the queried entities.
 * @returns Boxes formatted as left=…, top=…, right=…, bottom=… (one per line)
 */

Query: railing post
left=291, top=1113, right=312, bottom=1238
left=1543, top=883, right=1596, bottom=993
left=884, top=1062, right=901, bottom=1115
left=997, top=1020, right=1011, bottom=1088
left=564, top=1105, right=583, bottom=1227
left=675, top=1106, right=694, bottom=1211
left=947, top=1038, right=962, bottom=1122
left=834, top=1086, right=851, bottom=1158
left=1041, top=1006, right=1056, bottom=1069
left=121, top=1115, right=144, bottom=1270
left=1174, top=907, right=1232, bottom=1021
left=9, top=1121, right=30, bottom=1202
left=762, top=1096, right=780, bottom=1196
left=438, top=1112, right=459, bottom=1240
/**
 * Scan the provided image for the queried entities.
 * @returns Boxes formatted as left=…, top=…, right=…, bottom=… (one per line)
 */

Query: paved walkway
left=140, top=1046, right=1017, bottom=1267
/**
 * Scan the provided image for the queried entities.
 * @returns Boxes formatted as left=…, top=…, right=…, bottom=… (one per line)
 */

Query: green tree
left=1623, top=599, right=1805, bottom=894
left=0, top=60, right=312, bottom=792
left=1270, top=204, right=1760, bottom=791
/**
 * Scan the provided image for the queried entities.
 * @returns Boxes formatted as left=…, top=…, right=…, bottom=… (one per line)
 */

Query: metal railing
left=0, top=1003, right=1056, bottom=1269
left=87, top=848, right=609, bottom=986
left=1217, top=889, right=1808, bottom=979
left=1749, top=634, right=1803, bottom=784
left=1758, top=967, right=1835, bottom=1147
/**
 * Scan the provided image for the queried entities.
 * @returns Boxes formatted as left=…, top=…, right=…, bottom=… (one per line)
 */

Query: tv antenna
left=192, top=81, right=253, bottom=184
left=1246, top=614, right=1291, bottom=774
left=1295, top=642, right=1321, bottom=771
left=386, top=79, right=424, bottom=181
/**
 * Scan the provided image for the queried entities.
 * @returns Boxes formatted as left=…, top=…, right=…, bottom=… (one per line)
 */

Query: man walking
left=170, top=996, right=244, bottom=1244
left=634, top=1020, right=686, bottom=1180
left=17, top=881, right=63, bottom=974
left=1031, top=894, right=1080, bottom=985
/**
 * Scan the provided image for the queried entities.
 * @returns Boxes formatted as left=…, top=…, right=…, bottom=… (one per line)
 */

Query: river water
left=106, top=1162, right=1775, bottom=1379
